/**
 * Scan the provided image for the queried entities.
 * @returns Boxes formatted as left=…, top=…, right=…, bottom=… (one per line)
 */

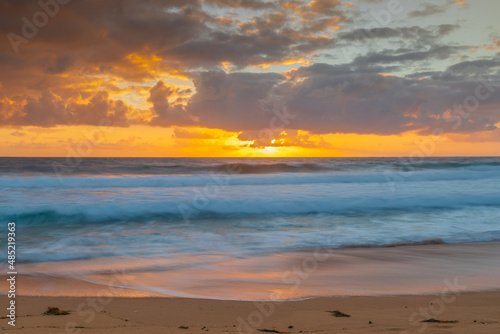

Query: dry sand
left=1, top=292, right=500, bottom=333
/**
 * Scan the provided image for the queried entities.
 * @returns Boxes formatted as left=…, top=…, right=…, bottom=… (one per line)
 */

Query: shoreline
left=2, top=241, right=500, bottom=301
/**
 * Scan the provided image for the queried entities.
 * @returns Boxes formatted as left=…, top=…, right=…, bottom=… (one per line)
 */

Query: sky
left=1, top=0, right=500, bottom=157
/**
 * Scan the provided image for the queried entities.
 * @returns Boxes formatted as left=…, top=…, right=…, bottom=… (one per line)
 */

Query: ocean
left=2, top=157, right=500, bottom=299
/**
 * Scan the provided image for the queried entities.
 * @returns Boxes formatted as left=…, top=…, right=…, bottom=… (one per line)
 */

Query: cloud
left=0, top=0, right=347, bottom=84
left=408, top=3, right=448, bottom=17
left=0, top=0, right=496, bottom=142
left=68, top=91, right=130, bottom=127
left=204, top=0, right=275, bottom=9
left=238, top=129, right=334, bottom=148
left=408, top=0, right=465, bottom=17
left=307, top=0, right=342, bottom=15
left=148, top=81, right=196, bottom=127
left=283, top=64, right=498, bottom=135
left=6, top=53, right=497, bottom=136
left=335, top=25, right=459, bottom=43
left=0, top=0, right=352, bottom=125
left=165, top=5, right=343, bottom=69
left=173, top=128, right=218, bottom=139
left=10, top=130, right=26, bottom=137
left=430, top=57, right=500, bottom=81
left=176, top=59, right=500, bottom=137
left=0, top=91, right=130, bottom=127
left=184, top=71, right=285, bottom=131
left=487, top=36, right=500, bottom=50
left=351, top=45, right=466, bottom=67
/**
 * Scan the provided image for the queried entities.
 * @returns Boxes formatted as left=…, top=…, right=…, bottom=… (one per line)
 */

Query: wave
left=398, top=161, right=500, bottom=170
left=339, top=238, right=446, bottom=248
left=2, top=168, right=500, bottom=189
left=3, top=191, right=500, bottom=225
left=209, top=162, right=329, bottom=174
left=1, top=157, right=500, bottom=176
left=0, top=159, right=330, bottom=175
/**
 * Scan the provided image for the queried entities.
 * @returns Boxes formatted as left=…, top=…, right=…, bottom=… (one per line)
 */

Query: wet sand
left=1, top=242, right=500, bottom=332
left=4, top=241, right=500, bottom=300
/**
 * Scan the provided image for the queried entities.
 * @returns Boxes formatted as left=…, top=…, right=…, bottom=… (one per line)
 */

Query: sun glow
left=1, top=125, right=499, bottom=157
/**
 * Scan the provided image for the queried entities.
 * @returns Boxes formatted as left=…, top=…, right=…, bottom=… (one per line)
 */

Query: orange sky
left=2, top=125, right=499, bottom=157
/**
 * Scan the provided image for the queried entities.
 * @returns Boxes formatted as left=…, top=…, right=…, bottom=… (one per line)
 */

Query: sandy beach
left=2, top=292, right=500, bottom=333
